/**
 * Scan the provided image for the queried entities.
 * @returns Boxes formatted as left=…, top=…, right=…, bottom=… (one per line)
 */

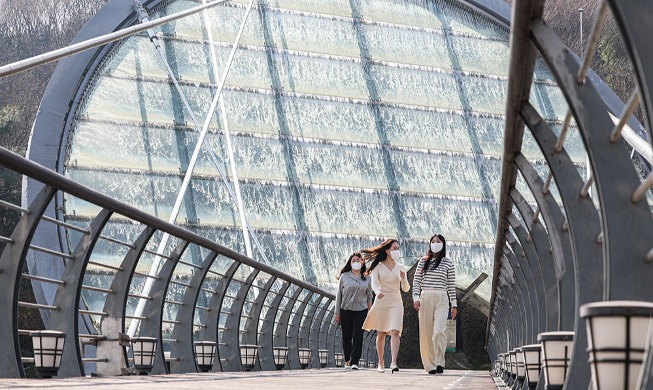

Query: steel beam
left=257, top=281, right=290, bottom=371
left=203, top=261, right=240, bottom=372
left=307, top=298, right=328, bottom=368
left=530, top=18, right=653, bottom=301
left=0, top=186, right=56, bottom=378
left=510, top=189, right=560, bottom=331
left=139, top=240, right=190, bottom=374
left=505, top=231, right=540, bottom=342
left=49, top=209, right=112, bottom=377
left=169, top=251, right=219, bottom=373
left=98, top=226, right=157, bottom=376
left=521, top=102, right=606, bottom=388
left=221, top=270, right=259, bottom=371
left=287, top=292, right=314, bottom=369
left=507, top=213, right=547, bottom=335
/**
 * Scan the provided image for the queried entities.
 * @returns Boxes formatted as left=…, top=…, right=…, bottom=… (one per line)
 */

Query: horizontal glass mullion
left=390, top=149, right=493, bottom=198
left=298, top=187, right=397, bottom=236
left=461, top=75, right=508, bottom=115
left=291, top=141, right=387, bottom=189
left=361, top=23, right=451, bottom=69
left=357, top=0, right=443, bottom=30
left=262, top=9, right=360, bottom=58
left=399, top=194, right=496, bottom=242
left=370, top=64, right=461, bottom=109
left=68, top=121, right=228, bottom=175
left=449, top=34, right=510, bottom=76
left=259, top=0, right=355, bottom=18
left=153, top=0, right=266, bottom=46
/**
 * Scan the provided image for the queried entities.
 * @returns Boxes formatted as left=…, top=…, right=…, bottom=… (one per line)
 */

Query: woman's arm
left=370, top=267, right=381, bottom=295
left=400, top=265, right=410, bottom=292
left=335, top=276, right=343, bottom=318
left=366, top=279, right=373, bottom=309
left=412, top=258, right=425, bottom=302
left=447, top=260, right=457, bottom=308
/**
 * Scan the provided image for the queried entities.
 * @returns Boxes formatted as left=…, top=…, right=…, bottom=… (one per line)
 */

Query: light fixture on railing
left=359, top=359, right=367, bottom=368
left=497, top=353, right=506, bottom=380
left=239, top=344, right=259, bottom=371
left=318, top=349, right=329, bottom=368
left=514, top=347, right=526, bottom=388
left=334, top=352, right=344, bottom=367
left=194, top=341, right=216, bottom=372
left=30, top=330, right=66, bottom=378
left=495, top=353, right=504, bottom=378
left=580, top=301, right=653, bottom=390
left=508, top=349, right=517, bottom=386
left=521, top=344, right=542, bottom=389
left=272, top=347, right=289, bottom=370
left=298, top=348, right=311, bottom=369
left=131, top=336, right=157, bottom=375
left=538, top=331, right=574, bottom=390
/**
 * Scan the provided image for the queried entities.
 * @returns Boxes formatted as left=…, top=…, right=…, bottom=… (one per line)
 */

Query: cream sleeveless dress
left=362, top=262, right=411, bottom=334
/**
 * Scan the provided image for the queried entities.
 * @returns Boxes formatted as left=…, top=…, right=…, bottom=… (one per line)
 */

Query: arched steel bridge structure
left=0, top=0, right=652, bottom=388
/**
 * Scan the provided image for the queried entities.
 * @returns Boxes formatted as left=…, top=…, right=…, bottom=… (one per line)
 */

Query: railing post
left=49, top=209, right=112, bottom=377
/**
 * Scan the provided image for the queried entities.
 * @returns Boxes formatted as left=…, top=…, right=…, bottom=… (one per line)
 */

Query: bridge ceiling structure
left=487, top=0, right=653, bottom=388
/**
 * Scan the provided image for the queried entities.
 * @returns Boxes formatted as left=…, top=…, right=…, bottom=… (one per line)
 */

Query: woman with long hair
left=335, top=252, right=373, bottom=370
left=412, top=234, right=457, bottom=374
left=361, top=238, right=410, bottom=373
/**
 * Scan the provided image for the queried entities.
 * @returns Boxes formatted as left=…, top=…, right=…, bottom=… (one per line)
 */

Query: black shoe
left=435, top=365, right=444, bottom=374
left=390, top=365, right=399, bottom=373
left=428, top=369, right=437, bottom=375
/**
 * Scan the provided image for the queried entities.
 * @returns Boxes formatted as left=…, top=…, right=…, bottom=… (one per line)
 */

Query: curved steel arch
left=169, top=250, right=219, bottom=373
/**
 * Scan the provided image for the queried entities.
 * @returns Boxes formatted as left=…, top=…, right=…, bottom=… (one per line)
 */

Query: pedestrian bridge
left=0, top=0, right=652, bottom=389
left=0, top=369, right=497, bottom=389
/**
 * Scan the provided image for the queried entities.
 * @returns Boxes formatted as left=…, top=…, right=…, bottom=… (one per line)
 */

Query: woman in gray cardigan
left=335, top=251, right=373, bottom=370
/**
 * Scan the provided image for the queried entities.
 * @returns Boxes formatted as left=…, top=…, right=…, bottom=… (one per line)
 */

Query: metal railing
left=488, top=0, right=653, bottom=389
left=0, top=145, right=352, bottom=378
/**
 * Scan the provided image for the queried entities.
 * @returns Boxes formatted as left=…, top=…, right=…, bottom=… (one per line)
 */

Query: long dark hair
left=362, top=238, right=398, bottom=276
left=337, top=252, right=366, bottom=280
left=422, top=234, right=446, bottom=274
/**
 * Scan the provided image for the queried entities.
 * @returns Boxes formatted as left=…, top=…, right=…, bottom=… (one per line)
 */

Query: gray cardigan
left=335, top=271, right=374, bottom=315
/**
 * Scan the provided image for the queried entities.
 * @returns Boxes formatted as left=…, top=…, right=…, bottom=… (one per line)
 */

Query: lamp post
left=521, top=344, right=542, bottom=389
left=298, top=348, right=311, bottom=369
left=30, top=330, right=66, bottom=378
left=514, top=347, right=526, bottom=389
left=580, top=301, right=653, bottom=390
left=318, top=349, right=329, bottom=368
left=272, top=347, right=289, bottom=370
left=538, top=331, right=574, bottom=390
left=130, top=336, right=157, bottom=375
left=194, top=341, right=216, bottom=372
left=334, top=352, right=344, bottom=367
left=239, top=344, right=259, bottom=371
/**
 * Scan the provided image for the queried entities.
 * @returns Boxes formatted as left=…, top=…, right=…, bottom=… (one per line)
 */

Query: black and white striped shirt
left=412, top=256, right=457, bottom=307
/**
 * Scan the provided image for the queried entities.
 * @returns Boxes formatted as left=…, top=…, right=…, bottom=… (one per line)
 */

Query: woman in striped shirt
left=412, top=234, right=457, bottom=375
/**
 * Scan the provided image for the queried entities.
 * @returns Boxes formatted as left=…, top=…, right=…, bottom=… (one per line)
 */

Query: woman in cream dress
left=362, top=239, right=410, bottom=373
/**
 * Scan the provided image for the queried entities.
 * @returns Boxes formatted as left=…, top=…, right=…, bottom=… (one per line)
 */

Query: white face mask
left=431, top=242, right=443, bottom=253
left=389, top=250, right=401, bottom=260
left=351, top=262, right=362, bottom=271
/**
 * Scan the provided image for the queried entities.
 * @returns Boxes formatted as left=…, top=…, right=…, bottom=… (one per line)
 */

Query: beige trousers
left=418, top=290, right=449, bottom=371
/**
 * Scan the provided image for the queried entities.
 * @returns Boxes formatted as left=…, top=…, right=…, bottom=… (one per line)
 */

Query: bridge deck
left=0, top=369, right=498, bottom=389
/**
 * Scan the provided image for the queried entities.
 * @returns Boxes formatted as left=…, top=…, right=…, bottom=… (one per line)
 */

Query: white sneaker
left=377, top=365, right=385, bottom=373
left=351, top=364, right=359, bottom=370
left=345, top=364, right=351, bottom=370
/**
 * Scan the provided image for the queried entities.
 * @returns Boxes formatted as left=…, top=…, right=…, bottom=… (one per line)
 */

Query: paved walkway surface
left=0, top=369, right=498, bottom=389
